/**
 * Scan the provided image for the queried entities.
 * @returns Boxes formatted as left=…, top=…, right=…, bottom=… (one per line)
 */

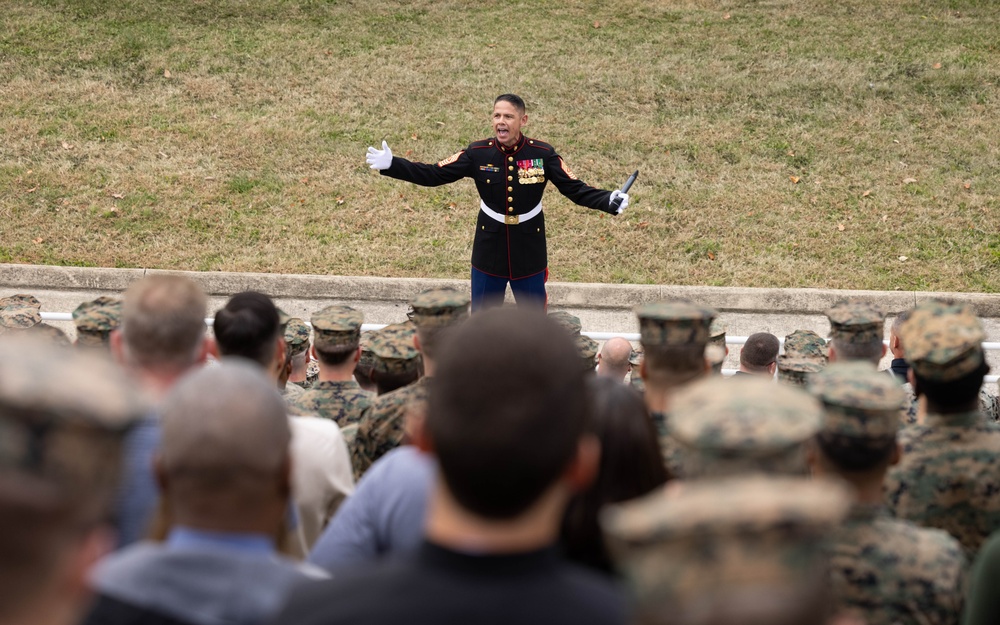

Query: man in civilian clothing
left=270, top=308, right=628, bottom=625
left=83, top=363, right=327, bottom=625
left=734, top=332, right=779, bottom=378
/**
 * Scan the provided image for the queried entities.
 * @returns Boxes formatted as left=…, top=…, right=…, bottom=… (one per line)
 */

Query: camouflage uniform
left=826, top=298, right=886, bottom=347
left=635, top=299, right=717, bottom=477
left=351, top=288, right=470, bottom=479
left=706, top=318, right=727, bottom=374
left=548, top=310, right=582, bottom=336
left=576, top=333, right=598, bottom=374
left=670, top=375, right=822, bottom=478
left=884, top=300, right=1000, bottom=558
left=602, top=475, right=852, bottom=625
left=810, top=362, right=966, bottom=625
left=288, top=306, right=374, bottom=426
left=900, top=382, right=1000, bottom=426
left=283, top=317, right=311, bottom=394
left=0, top=293, right=42, bottom=333
left=72, top=296, right=122, bottom=348
left=628, top=347, right=644, bottom=393
left=775, top=354, right=823, bottom=387
left=783, top=329, right=828, bottom=364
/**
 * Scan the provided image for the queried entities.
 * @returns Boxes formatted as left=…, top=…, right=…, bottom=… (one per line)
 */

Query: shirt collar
left=166, top=526, right=276, bottom=555
left=923, top=409, right=983, bottom=428
left=496, top=134, right=526, bottom=155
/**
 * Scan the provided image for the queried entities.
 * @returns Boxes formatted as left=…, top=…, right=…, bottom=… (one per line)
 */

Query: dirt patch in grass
left=1, top=0, right=997, bottom=291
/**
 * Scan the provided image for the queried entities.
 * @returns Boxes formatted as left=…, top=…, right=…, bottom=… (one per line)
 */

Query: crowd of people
left=1, top=279, right=999, bottom=625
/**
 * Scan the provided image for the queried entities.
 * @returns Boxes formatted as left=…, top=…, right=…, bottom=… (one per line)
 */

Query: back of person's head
left=597, top=337, right=633, bottom=381
left=829, top=335, right=885, bottom=365
left=428, top=308, right=589, bottom=519
left=643, top=344, right=707, bottom=388
left=0, top=336, right=145, bottom=624
left=213, top=291, right=280, bottom=368
left=120, top=275, right=208, bottom=372
left=158, top=362, right=291, bottom=526
left=740, top=332, right=779, bottom=372
left=562, top=376, right=669, bottom=572
left=914, top=361, right=989, bottom=412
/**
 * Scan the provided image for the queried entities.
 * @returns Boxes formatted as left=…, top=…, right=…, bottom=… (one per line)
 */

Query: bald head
left=158, top=362, right=291, bottom=532
left=597, top=337, right=633, bottom=382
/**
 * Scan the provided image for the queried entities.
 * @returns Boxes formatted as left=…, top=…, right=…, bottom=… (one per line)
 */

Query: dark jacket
left=381, top=134, right=615, bottom=278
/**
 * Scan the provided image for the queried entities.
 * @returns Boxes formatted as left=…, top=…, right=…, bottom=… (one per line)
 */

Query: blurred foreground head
left=603, top=476, right=851, bottom=625
left=0, top=335, right=146, bottom=624
left=427, top=307, right=591, bottom=520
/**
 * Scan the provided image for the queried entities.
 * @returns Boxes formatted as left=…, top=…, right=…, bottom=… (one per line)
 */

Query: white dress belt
left=480, top=200, right=543, bottom=225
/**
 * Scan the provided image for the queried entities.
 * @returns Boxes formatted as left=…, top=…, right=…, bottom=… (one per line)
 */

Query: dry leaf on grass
left=61, top=142, right=72, bottom=150
left=336, top=196, right=345, bottom=205
left=898, top=256, right=908, bottom=261
left=164, top=69, right=172, bottom=78
left=593, top=21, right=601, bottom=28
left=447, top=202, right=457, bottom=209
left=902, top=177, right=917, bottom=184
left=723, top=13, right=731, bottom=19
left=637, top=221, right=649, bottom=228
left=110, top=192, right=124, bottom=199
left=32, top=237, right=44, bottom=244
left=707, top=251, right=716, bottom=260
left=963, top=182, right=971, bottom=189
left=26, top=187, right=37, bottom=193
left=837, top=223, right=845, bottom=232
left=932, top=63, right=942, bottom=69
left=862, top=189, right=871, bottom=197
left=789, top=176, right=800, bottom=184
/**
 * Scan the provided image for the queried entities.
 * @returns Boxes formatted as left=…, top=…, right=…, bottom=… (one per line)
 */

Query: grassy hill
left=1, top=0, right=997, bottom=291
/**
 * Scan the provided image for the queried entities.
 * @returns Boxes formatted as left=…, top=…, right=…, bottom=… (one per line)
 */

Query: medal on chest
left=517, top=158, right=545, bottom=185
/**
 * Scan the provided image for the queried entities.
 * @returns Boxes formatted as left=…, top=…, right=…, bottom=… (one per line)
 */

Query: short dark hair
left=740, top=333, right=780, bottom=370
left=562, top=377, right=669, bottom=572
left=913, top=360, right=989, bottom=413
left=643, top=344, right=706, bottom=387
left=373, top=368, right=420, bottom=395
left=213, top=292, right=280, bottom=368
left=314, top=346, right=355, bottom=367
left=830, top=336, right=884, bottom=364
left=494, top=93, right=525, bottom=113
left=428, top=308, right=589, bottom=519
left=816, top=432, right=897, bottom=473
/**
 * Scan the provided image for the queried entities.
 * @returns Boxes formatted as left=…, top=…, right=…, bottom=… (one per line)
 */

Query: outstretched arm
left=365, top=141, right=472, bottom=187
left=546, top=153, right=629, bottom=215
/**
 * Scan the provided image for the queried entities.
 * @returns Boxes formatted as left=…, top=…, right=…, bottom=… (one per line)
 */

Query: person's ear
left=890, top=441, right=902, bottom=467
left=196, top=335, right=213, bottom=365
left=562, top=434, right=600, bottom=492
left=880, top=343, right=888, bottom=359
left=828, top=344, right=838, bottom=363
left=63, top=526, right=114, bottom=606
left=520, top=112, right=529, bottom=128
left=768, top=361, right=777, bottom=376
left=110, top=329, right=126, bottom=366
left=413, top=415, right=434, bottom=454
left=274, top=336, right=287, bottom=369
left=353, top=346, right=362, bottom=365
left=205, top=336, right=220, bottom=361
left=413, top=333, right=422, bottom=354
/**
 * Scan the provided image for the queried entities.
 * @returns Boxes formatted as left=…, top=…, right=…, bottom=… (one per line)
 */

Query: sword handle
left=610, top=170, right=639, bottom=211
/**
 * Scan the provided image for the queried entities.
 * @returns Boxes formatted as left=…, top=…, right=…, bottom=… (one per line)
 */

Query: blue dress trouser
left=470, top=267, right=548, bottom=312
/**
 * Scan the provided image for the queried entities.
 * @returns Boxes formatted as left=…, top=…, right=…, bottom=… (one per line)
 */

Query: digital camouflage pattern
left=602, top=476, right=851, bottom=625
left=776, top=355, right=823, bottom=387
left=311, top=305, right=363, bottom=352
left=548, top=310, right=582, bottom=336
left=648, top=411, right=680, bottom=476
left=670, top=376, right=822, bottom=478
left=286, top=379, right=374, bottom=427
left=783, top=329, right=828, bottom=363
left=72, top=296, right=121, bottom=347
left=899, top=299, right=986, bottom=382
left=635, top=299, right=716, bottom=348
left=350, top=376, right=430, bottom=479
left=357, top=330, right=376, bottom=371
left=0, top=335, right=147, bottom=518
left=826, top=298, right=885, bottom=344
left=885, top=409, right=1000, bottom=558
left=708, top=318, right=727, bottom=349
left=282, top=382, right=304, bottom=398
left=809, top=362, right=905, bottom=439
left=370, top=327, right=420, bottom=376
left=284, top=317, right=311, bottom=357
left=827, top=504, right=966, bottom=625
left=0, top=293, right=42, bottom=331
left=576, top=333, right=598, bottom=373
left=409, top=287, right=470, bottom=328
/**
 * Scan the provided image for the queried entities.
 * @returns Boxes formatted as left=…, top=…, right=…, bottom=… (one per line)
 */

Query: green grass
left=0, top=0, right=998, bottom=291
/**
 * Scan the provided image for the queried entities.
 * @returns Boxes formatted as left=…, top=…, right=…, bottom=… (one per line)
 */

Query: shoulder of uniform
left=468, top=139, right=495, bottom=149
left=524, top=137, right=554, bottom=152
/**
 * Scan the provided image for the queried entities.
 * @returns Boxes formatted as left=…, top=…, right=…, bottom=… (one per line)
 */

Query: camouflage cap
left=708, top=318, right=727, bottom=349
left=283, top=317, right=311, bottom=357
left=370, top=324, right=420, bottom=376
left=776, top=355, right=824, bottom=387
left=72, top=296, right=122, bottom=347
left=900, top=299, right=986, bottom=382
left=670, top=376, right=823, bottom=478
left=577, top=334, right=598, bottom=373
left=311, top=305, right=363, bottom=352
left=826, top=298, right=885, bottom=344
left=548, top=311, right=582, bottom=336
left=29, top=322, right=72, bottom=347
left=358, top=330, right=377, bottom=371
left=602, top=476, right=851, bottom=625
left=809, top=362, right=904, bottom=439
left=0, top=294, right=42, bottom=331
left=635, top=299, right=717, bottom=349
left=783, top=329, right=828, bottom=363
left=410, top=287, right=470, bottom=329
left=629, top=348, right=643, bottom=367
left=0, top=335, right=147, bottom=518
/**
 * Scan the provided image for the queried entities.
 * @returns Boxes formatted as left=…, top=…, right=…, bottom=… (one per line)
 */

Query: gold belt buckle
left=504, top=214, right=520, bottom=225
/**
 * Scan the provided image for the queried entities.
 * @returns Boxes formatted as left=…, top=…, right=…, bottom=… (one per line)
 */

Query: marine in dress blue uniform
left=366, top=94, right=630, bottom=311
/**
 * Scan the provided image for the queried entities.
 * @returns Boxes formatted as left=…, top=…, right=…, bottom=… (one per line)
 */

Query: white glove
left=610, top=190, right=630, bottom=215
left=366, top=140, right=393, bottom=170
